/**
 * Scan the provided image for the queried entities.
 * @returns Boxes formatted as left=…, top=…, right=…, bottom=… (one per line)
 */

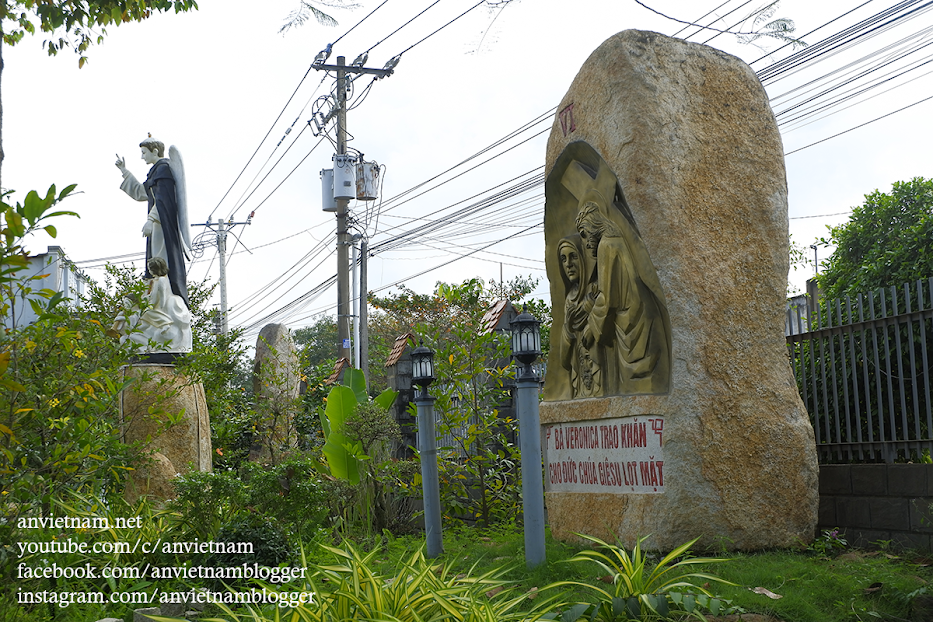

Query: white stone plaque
left=543, top=415, right=665, bottom=494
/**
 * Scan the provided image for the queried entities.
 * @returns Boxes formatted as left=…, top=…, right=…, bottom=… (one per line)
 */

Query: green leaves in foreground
left=162, top=539, right=561, bottom=622
left=553, top=533, right=740, bottom=621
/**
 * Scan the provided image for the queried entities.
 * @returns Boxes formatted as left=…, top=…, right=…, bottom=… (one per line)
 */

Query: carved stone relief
left=545, top=141, right=671, bottom=399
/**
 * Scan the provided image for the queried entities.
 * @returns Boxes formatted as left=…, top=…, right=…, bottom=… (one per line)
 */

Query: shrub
left=553, top=534, right=740, bottom=621
left=207, top=513, right=293, bottom=572
left=168, top=454, right=329, bottom=542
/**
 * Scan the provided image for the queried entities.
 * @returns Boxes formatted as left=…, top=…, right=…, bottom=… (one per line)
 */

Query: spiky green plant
left=551, top=534, right=739, bottom=621
left=152, top=539, right=562, bottom=622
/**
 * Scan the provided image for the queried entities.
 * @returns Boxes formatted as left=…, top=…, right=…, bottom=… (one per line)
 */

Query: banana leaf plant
left=319, top=368, right=397, bottom=485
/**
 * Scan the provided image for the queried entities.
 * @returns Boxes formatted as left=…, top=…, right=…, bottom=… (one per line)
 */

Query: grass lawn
left=374, top=525, right=933, bottom=622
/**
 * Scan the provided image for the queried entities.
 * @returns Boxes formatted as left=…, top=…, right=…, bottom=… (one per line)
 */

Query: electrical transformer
left=332, top=154, right=357, bottom=200
left=320, top=168, right=336, bottom=212
left=355, top=160, right=380, bottom=201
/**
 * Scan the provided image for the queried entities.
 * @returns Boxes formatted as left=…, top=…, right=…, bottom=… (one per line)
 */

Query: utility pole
left=351, top=233, right=361, bottom=367
left=335, top=55, right=351, bottom=363
left=191, top=216, right=252, bottom=334
left=360, top=237, right=369, bottom=390
left=217, top=218, right=229, bottom=335
left=311, top=52, right=396, bottom=365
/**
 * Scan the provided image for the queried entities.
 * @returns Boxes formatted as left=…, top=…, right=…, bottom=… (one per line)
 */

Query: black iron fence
left=786, top=278, right=933, bottom=463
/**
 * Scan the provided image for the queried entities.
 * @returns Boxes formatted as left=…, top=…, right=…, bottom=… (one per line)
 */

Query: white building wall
left=4, top=246, right=88, bottom=329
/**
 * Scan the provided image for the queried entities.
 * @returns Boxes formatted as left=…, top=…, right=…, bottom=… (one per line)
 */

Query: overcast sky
left=5, top=0, right=932, bottom=340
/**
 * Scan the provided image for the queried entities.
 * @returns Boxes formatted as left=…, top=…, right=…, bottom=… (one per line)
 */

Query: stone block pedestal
left=119, top=364, right=211, bottom=502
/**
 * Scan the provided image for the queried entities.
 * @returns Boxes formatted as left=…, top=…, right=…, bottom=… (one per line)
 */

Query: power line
left=698, top=0, right=758, bottom=45
left=672, top=1, right=730, bottom=38
left=332, top=0, right=391, bottom=47
left=790, top=211, right=851, bottom=219
left=206, top=0, right=397, bottom=224
left=769, top=21, right=933, bottom=105
left=635, top=0, right=768, bottom=37
left=784, top=91, right=933, bottom=156
left=757, top=1, right=933, bottom=84
left=73, top=250, right=145, bottom=265
left=749, top=0, right=877, bottom=66
left=210, top=4, right=549, bottom=325
left=208, top=72, right=327, bottom=221
left=253, top=222, right=543, bottom=334
left=228, top=235, right=334, bottom=322
left=781, top=65, right=933, bottom=132
left=376, top=107, right=554, bottom=215
left=773, top=29, right=933, bottom=122
left=235, top=2, right=933, bottom=333
left=396, top=0, right=487, bottom=56
left=235, top=168, right=546, bottom=331
left=365, top=0, right=444, bottom=54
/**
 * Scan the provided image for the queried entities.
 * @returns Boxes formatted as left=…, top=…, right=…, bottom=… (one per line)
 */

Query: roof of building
left=324, top=357, right=351, bottom=385
left=481, top=300, right=512, bottom=335
left=384, top=332, right=416, bottom=368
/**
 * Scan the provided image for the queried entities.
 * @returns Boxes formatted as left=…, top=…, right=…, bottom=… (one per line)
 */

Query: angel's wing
left=168, top=145, right=193, bottom=261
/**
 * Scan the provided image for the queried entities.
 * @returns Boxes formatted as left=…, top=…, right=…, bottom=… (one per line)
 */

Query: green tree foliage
left=371, top=276, right=550, bottom=527
left=791, top=178, right=933, bottom=462
left=429, top=304, right=517, bottom=527
left=169, top=455, right=328, bottom=544
left=1, top=0, right=199, bottom=64
left=817, top=177, right=933, bottom=301
left=293, top=313, right=338, bottom=367
left=0, top=188, right=144, bottom=582
left=368, top=275, right=551, bottom=383
left=366, top=284, right=451, bottom=391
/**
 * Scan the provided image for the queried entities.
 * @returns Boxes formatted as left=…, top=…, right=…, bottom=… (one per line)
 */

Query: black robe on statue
left=143, top=159, right=190, bottom=309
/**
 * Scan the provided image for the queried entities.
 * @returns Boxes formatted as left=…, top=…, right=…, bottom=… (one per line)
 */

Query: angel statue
left=113, top=136, right=193, bottom=354
left=115, top=136, right=192, bottom=310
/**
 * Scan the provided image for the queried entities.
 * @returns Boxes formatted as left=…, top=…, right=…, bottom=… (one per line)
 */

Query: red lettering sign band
left=542, top=416, right=666, bottom=495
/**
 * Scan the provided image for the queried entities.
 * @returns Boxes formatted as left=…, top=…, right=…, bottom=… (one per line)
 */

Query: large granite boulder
left=541, top=30, right=818, bottom=550
left=251, top=323, right=300, bottom=461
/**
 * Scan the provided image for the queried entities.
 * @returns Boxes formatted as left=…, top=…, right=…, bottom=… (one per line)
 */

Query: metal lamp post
left=511, top=307, right=546, bottom=568
left=412, top=341, right=443, bottom=558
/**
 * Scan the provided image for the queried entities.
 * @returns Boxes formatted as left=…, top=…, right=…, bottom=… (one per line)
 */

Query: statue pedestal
left=119, top=364, right=211, bottom=502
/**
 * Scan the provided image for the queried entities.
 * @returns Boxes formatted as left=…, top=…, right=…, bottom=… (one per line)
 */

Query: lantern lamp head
left=411, top=340, right=435, bottom=390
left=510, top=306, right=541, bottom=374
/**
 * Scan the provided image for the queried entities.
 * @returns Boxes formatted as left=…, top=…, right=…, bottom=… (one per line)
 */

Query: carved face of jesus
left=559, top=244, right=580, bottom=284
left=577, top=213, right=601, bottom=258
left=140, top=146, right=160, bottom=166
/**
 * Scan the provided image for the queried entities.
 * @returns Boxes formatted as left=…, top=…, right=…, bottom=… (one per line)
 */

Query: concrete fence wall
left=819, top=464, right=933, bottom=550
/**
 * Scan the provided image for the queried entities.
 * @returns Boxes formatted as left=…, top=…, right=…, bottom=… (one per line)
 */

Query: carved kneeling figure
left=107, top=257, right=192, bottom=353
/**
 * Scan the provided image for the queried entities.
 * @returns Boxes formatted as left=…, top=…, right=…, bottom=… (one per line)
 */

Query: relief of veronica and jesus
left=545, top=142, right=671, bottom=401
